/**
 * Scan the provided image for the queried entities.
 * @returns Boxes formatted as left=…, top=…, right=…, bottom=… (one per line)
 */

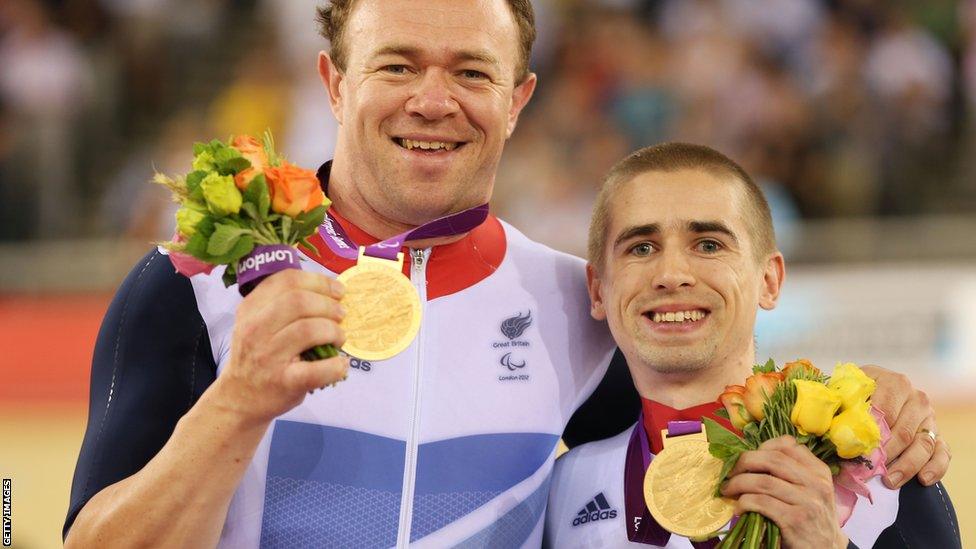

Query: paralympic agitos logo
left=494, top=311, right=532, bottom=381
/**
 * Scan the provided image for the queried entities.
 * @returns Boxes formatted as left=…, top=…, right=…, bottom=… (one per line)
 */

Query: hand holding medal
left=642, top=422, right=735, bottom=541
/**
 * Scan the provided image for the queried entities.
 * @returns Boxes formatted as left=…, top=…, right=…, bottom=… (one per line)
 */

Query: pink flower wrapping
left=167, top=233, right=215, bottom=277
left=833, top=405, right=890, bottom=526
left=169, top=251, right=215, bottom=277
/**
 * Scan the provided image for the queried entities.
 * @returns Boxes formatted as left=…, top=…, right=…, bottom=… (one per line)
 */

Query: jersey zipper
left=396, top=247, right=430, bottom=547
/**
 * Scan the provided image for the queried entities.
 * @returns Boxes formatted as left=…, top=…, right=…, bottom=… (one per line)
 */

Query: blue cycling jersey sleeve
left=63, top=249, right=217, bottom=539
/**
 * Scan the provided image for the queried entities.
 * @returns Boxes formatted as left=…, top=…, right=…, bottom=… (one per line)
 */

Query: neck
left=629, top=352, right=755, bottom=409
left=328, top=156, right=472, bottom=249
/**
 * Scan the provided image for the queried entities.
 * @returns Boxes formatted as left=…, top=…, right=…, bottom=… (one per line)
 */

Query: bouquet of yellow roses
left=155, top=131, right=338, bottom=361
left=706, top=359, right=889, bottom=549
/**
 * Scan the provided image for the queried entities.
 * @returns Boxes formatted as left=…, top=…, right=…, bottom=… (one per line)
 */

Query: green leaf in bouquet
left=219, top=234, right=256, bottom=265
left=717, top=455, right=738, bottom=489
left=753, top=358, right=776, bottom=374
left=207, top=224, right=250, bottom=256
left=708, top=442, right=743, bottom=460
left=185, top=231, right=211, bottom=261
left=293, top=205, right=328, bottom=238
left=189, top=186, right=206, bottom=204
left=243, top=174, right=270, bottom=218
left=240, top=202, right=261, bottom=222
left=715, top=408, right=730, bottom=420
left=193, top=142, right=208, bottom=156
left=743, top=422, right=762, bottom=447
left=186, top=170, right=207, bottom=193
left=704, top=418, right=749, bottom=449
left=220, top=156, right=251, bottom=175
left=280, top=215, right=293, bottom=243
left=222, top=266, right=237, bottom=288
left=213, top=143, right=240, bottom=160
left=258, top=190, right=271, bottom=219
left=212, top=144, right=245, bottom=174
left=194, top=215, right=216, bottom=239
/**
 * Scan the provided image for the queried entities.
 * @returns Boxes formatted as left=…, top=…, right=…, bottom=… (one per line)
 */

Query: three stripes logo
left=571, top=492, right=618, bottom=527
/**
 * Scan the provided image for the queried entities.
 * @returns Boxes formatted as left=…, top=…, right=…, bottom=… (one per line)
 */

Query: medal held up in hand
left=317, top=203, right=490, bottom=361
left=643, top=423, right=735, bottom=539
left=337, top=248, right=421, bottom=361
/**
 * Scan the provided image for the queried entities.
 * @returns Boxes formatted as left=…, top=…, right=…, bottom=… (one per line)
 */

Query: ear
left=758, top=252, right=785, bottom=310
left=586, top=263, right=608, bottom=321
left=506, top=72, right=537, bottom=138
left=318, top=51, right=345, bottom=124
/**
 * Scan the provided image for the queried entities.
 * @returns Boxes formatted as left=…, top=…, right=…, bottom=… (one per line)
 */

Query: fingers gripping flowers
left=707, top=359, right=888, bottom=549
left=155, top=131, right=338, bottom=362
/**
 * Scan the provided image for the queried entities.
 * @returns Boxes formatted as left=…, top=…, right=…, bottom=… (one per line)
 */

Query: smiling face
left=320, top=0, right=536, bottom=227
left=587, top=169, right=784, bottom=380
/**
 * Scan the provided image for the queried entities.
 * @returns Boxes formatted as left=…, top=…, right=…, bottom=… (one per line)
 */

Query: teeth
left=400, top=139, right=457, bottom=151
left=649, top=310, right=706, bottom=323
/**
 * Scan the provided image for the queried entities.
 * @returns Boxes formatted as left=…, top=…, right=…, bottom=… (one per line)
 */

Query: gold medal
left=643, top=429, right=735, bottom=539
left=336, top=248, right=421, bottom=361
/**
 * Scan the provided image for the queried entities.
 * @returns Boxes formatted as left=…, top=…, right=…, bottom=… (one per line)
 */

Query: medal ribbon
left=318, top=204, right=490, bottom=261
left=623, top=416, right=720, bottom=548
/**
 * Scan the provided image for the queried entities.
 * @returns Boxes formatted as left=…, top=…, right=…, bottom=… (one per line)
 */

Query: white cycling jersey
left=546, top=424, right=959, bottom=549
left=190, top=212, right=616, bottom=548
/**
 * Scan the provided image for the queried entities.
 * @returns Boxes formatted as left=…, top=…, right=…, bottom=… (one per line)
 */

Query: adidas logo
left=571, top=492, right=618, bottom=527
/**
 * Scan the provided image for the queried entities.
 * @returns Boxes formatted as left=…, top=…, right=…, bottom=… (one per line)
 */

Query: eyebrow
left=688, top=221, right=740, bottom=245
left=612, top=220, right=740, bottom=248
left=372, top=45, right=501, bottom=67
left=613, top=223, right=660, bottom=249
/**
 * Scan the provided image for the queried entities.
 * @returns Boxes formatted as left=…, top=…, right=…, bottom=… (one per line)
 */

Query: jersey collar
left=641, top=398, right=734, bottom=454
left=303, top=161, right=506, bottom=301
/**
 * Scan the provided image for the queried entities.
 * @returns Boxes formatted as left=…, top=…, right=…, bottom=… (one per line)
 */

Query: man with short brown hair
left=545, top=142, right=958, bottom=548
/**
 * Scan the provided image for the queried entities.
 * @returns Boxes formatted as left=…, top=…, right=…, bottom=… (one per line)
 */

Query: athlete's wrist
left=198, top=376, right=278, bottom=433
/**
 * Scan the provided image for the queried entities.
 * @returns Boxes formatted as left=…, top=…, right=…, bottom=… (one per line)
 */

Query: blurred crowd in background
left=2, top=0, right=975, bottom=257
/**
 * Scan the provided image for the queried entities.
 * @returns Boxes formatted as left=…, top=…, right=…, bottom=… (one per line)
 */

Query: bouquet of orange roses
left=706, top=359, right=889, bottom=549
left=155, top=131, right=337, bottom=361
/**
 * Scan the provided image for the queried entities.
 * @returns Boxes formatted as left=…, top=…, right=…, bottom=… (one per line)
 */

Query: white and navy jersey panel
left=545, top=425, right=961, bottom=549
left=186, top=218, right=616, bottom=548
left=64, top=249, right=217, bottom=541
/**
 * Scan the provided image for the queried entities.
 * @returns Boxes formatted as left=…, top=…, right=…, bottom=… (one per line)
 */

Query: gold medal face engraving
left=643, top=432, right=735, bottom=539
left=336, top=249, right=421, bottom=361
